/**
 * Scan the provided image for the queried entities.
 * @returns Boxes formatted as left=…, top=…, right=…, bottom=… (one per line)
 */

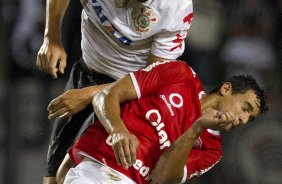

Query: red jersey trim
left=189, top=157, right=222, bottom=179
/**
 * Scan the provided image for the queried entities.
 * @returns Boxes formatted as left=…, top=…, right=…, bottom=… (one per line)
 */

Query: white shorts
left=64, top=161, right=136, bottom=184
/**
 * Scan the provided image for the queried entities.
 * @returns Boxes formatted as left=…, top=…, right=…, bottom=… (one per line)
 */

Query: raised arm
left=93, top=75, right=139, bottom=169
left=36, top=0, right=70, bottom=79
left=149, top=110, right=234, bottom=184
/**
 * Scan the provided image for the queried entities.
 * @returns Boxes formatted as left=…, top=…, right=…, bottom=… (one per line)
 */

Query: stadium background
left=0, top=0, right=281, bottom=183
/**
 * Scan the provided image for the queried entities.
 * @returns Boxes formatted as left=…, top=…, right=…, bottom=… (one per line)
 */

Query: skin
left=56, top=154, right=76, bottom=184
left=93, top=76, right=139, bottom=168
left=36, top=0, right=69, bottom=79
left=56, top=75, right=261, bottom=183
left=92, top=76, right=260, bottom=183
left=148, top=83, right=260, bottom=183
left=39, top=0, right=168, bottom=183
left=47, top=54, right=166, bottom=121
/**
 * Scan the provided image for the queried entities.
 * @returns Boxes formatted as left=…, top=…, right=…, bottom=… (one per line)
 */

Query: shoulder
left=151, top=0, right=193, bottom=10
left=142, top=60, right=190, bottom=73
left=142, top=60, right=196, bottom=82
left=151, top=0, right=193, bottom=30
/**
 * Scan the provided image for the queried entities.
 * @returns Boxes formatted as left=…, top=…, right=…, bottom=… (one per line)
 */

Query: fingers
left=129, top=139, right=138, bottom=164
left=112, top=134, right=139, bottom=169
left=113, top=136, right=129, bottom=169
left=59, top=55, right=67, bottom=74
left=118, top=141, right=129, bottom=169
left=36, top=44, right=48, bottom=72
left=47, top=97, right=70, bottom=120
left=48, top=107, right=70, bottom=121
left=49, top=54, right=59, bottom=79
left=47, top=97, right=63, bottom=111
left=217, top=111, right=236, bottom=131
left=36, top=41, right=67, bottom=78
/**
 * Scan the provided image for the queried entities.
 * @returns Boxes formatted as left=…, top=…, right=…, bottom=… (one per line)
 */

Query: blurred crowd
left=0, top=0, right=281, bottom=183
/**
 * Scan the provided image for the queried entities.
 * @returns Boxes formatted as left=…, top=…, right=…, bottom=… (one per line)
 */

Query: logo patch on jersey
left=160, top=95, right=175, bottom=116
left=132, top=6, right=157, bottom=34
left=160, top=94, right=184, bottom=116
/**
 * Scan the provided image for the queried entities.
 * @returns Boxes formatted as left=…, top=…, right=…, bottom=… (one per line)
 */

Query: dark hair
left=209, top=75, right=268, bottom=114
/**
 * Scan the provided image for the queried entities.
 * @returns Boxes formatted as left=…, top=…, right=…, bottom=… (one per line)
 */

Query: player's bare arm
left=47, top=54, right=168, bottom=120
left=36, top=0, right=69, bottom=79
left=93, top=75, right=139, bottom=169
left=149, top=110, right=234, bottom=183
left=47, top=84, right=110, bottom=120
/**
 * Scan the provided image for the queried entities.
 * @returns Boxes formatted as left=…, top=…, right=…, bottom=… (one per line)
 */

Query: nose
left=238, top=112, right=250, bottom=125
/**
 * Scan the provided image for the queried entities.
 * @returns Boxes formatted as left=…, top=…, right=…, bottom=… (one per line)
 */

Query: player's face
left=217, top=85, right=261, bottom=132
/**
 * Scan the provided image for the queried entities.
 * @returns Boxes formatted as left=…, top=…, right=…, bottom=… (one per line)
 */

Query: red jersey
left=69, top=61, right=222, bottom=183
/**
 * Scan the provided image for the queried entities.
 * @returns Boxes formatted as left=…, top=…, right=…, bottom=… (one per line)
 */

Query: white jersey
left=80, top=0, right=193, bottom=79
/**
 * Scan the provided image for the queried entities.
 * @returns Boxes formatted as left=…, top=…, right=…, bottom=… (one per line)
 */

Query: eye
left=242, top=106, right=247, bottom=112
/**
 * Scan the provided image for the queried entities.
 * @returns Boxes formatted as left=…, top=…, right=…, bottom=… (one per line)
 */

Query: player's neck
left=199, top=93, right=220, bottom=113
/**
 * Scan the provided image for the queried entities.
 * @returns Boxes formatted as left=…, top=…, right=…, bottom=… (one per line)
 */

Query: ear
left=219, top=82, right=232, bottom=96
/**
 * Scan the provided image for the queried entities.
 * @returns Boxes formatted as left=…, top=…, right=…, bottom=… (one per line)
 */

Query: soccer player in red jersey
left=38, top=1, right=194, bottom=183
left=56, top=61, right=267, bottom=184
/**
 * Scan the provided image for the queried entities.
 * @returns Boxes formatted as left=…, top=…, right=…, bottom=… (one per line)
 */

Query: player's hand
left=47, top=89, right=90, bottom=120
left=195, top=110, right=238, bottom=132
left=111, top=129, right=139, bottom=169
left=36, top=38, right=67, bottom=79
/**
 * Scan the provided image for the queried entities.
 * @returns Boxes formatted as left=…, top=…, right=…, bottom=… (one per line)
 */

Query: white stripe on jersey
left=181, top=166, right=188, bottom=183
left=129, top=72, right=141, bottom=98
left=207, top=129, right=220, bottom=136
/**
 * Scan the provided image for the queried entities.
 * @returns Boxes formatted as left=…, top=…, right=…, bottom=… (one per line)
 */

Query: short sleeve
left=150, top=1, right=193, bottom=59
left=185, top=130, right=222, bottom=181
left=129, top=61, right=194, bottom=98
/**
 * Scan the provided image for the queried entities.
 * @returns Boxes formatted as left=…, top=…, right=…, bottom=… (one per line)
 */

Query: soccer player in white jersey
left=55, top=61, right=268, bottom=184
left=36, top=0, right=194, bottom=183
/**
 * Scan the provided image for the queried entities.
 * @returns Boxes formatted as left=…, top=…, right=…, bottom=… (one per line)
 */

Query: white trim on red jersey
left=207, top=129, right=221, bottom=136
left=189, top=157, right=222, bottom=179
left=129, top=72, right=141, bottom=98
left=181, top=166, right=188, bottom=183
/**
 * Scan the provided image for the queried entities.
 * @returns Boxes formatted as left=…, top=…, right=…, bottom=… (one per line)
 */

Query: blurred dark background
left=0, top=0, right=281, bottom=183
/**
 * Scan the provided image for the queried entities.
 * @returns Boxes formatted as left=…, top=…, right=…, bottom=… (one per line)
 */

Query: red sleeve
left=129, top=60, right=197, bottom=98
left=185, top=130, right=222, bottom=181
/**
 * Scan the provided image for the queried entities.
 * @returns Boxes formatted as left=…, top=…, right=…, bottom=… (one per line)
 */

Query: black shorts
left=45, top=58, right=115, bottom=177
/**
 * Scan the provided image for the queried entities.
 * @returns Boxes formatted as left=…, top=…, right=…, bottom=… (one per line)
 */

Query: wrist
left=88, top=84, right=111, bottom=104
left=44, top=32, right=61, bottom=43
left=110, top=123, right=128, bottom=135
left=191, top=121, right=205, bottom=136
